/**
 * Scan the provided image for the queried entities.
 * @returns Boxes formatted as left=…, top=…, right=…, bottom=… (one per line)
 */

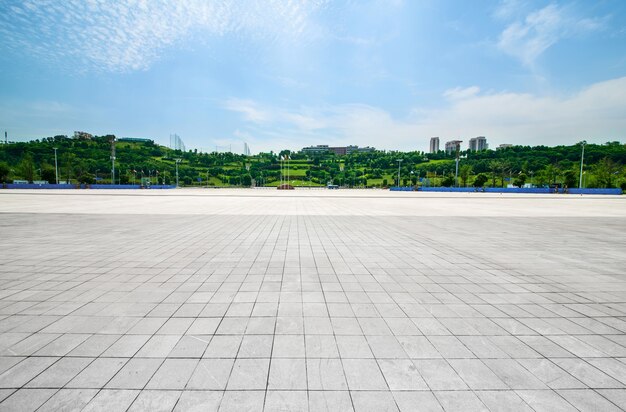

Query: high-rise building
left=445, top=140, right=462, bottom=155
left=468, top=136, right=488, bottom=151
left=497, top=144, right=513, bottom=150
left=429, top=137, right=440, bottom=153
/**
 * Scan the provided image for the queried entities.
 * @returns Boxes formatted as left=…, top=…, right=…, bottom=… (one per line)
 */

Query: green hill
left=0, top=135, right=624, bottom=189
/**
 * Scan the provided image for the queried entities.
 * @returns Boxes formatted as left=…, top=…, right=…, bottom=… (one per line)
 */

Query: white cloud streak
left=0, top=0, right=328, bottom=72
left=496, top=2, right=606, bottom=66
left=225, top=77, right=626, bottom=152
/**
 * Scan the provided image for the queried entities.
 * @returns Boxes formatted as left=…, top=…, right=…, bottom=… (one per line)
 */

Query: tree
left=513, top=173, right=527, bottom=188
left=473, top=173, right=488, bottom=187
left=17, top=153, right=35, bottom=182
left=594, top=157, right=621, bottom=188
left=563, top=170, right=576, bottom=188
left=0, top=161, right=9, bottom=182
left=489, top=160, right=500, bottom=187
left=459, top=165, right=473, bottom=187
left=441, top=176, right=454, bottom=187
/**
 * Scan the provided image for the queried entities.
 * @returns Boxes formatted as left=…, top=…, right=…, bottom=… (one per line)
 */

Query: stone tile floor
left=0, top=189, right=625, bottom=411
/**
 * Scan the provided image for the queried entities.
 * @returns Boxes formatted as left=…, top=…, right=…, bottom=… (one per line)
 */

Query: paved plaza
left=0, top=189, right=625, bottom=411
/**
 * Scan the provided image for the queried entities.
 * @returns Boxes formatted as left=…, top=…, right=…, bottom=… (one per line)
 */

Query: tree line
left=0, top=135, right=624, bottom=189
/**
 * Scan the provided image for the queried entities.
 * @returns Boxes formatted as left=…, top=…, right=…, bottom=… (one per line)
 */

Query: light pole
left=206, top=170, right=209, bottom=188
left=396, top=159, right=403, bottom=187
left=579, top=140, right=586, bottom=189
left=53, top=147, right=59, bottom=184
left=110, top=137, right=116, bottom=186
left=175, top=158, right=181, bottom=187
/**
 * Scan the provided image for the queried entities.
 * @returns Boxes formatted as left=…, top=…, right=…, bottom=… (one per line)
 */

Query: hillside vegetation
left=1, top=135, right=625, bottom=189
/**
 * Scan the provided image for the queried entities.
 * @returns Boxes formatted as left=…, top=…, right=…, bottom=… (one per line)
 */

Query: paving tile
left=343, top=359, right=388, bottom=390
left=186, top=358, right=234, bottom=390
left=0, top=388, right=57, bottom=411
left=556, top=389, right=622, bottom=412
left=516, top=390, right=577, bottom=412
left=433, top=391, right=488, bottom=412
left=307, top=358, right=348, bottom=390
left=268, top=358, right=307, bottom=389
left=36, top=388, right=98, bottom=412
left=2, top=192, right=626, bottom=407
left=26, top=357, right=92, bottom=388
left=145, top=359, right=198, bottom=390
left=106, top=358, right=163, bottom=389
left=82, top=389, right=139, bottom=412
left=226, top=358, right=269, bottom=390
left=128, top=390, right=181, bottom=412
left=309, top=390, right=354, bottom=412
left=351, top=391, right=399, bottom=412
left=173, top=390, right=222, bottom=412
left=392, top=391, right=443, bottom=412
left=0, top=357, right=58, bottom=388
left=265, top=390, right=308, bottom=412
left=66, top=357, right=127, bottom=388
left=218, top=390, right=264, bottom=412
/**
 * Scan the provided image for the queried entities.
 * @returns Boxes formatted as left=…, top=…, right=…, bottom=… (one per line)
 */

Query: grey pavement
left=0, top=189, right=625, bottom=411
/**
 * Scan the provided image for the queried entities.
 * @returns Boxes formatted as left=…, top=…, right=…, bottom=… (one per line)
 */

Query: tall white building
left=468, top=136, right=488, bottom=151
left=429, top=137, right=440, bottom=153
left=445, top=140, right=462, bottom=155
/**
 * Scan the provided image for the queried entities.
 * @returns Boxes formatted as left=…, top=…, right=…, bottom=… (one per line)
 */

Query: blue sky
left=1, top=0, right=625, bottom=153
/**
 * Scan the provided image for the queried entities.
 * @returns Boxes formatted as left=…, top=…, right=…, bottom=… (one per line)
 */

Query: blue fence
left=4, top=183, right=75, bottom=189
left=417, top=187, right=622, bottom=195
left=2, top=183, right=176, bottom=190
left=90, top=184, right=141, bottom=189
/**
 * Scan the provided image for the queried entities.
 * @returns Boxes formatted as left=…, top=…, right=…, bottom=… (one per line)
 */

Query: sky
left=1, top=0, right=625, bottom=153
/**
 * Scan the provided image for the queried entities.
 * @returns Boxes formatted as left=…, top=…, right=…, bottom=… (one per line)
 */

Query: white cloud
left=496, top=3, right=605, bottom=66
left=443, top=86, right=481, bottom=101
left=0, top=0, right=328, bottom=72
left=224, top=77, right=626, bottom=152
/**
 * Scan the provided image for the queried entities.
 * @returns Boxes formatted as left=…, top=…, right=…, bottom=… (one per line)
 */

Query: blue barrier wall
left=4, top=184, right=75, bottom=189
left=417, top=187, right=621, bottom=195
left=389, top=187, right=415, bottom=191
left=90, top=184, right=141, bottom=189
left=2, top=183, right=176, bottom=190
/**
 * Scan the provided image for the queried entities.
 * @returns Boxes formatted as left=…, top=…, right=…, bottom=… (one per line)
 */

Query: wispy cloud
left=0, top=0, right=328, bottom=73
left=224, top=77, right=626, bottom=151
left=495, top=2, right=606, bottom=66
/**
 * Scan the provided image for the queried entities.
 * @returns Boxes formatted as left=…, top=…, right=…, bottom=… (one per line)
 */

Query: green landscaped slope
left=1, top=135, right=625, bottom=189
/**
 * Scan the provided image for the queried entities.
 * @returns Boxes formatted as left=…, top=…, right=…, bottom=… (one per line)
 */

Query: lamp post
left=175, top=158, right=181, bottom=187
left=396, top=159, right=403, bottom=187
left=53, top=147, right=59, bottom=184
left=579, top=140, right=586, bottom=189
left=110, top=143, right=116, bottom=185
left=206, top=170, right=209, bottom=188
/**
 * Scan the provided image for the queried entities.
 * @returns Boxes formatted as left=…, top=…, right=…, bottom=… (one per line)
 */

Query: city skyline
left=1, top=0, right=625, bottom=153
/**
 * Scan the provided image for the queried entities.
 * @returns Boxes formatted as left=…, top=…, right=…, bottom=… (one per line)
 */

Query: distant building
left=445, top=140, right=463, bottom=155
left=429, top=137, right=440, bottom=153
left=118, top=137, right=152, bottom=143
left=302, top=145, right=330, bottom=154
left=468, top=136, right=488, bottom=151
left=497, top=144, right=513, bottom=150
left=73, top=131, right=93, bottom=140
left=301, top=145, right=375, bottom=156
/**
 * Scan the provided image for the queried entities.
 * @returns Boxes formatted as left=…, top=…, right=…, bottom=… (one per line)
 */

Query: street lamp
left=53, top=147, right=59, bottom=184
left=175, top=158, right=181, bottom=187
left=454, top=142, right=463, bottom=187
left=396, top=159, right=403, bottom=187
left=579, top=140, right=586, bottom=189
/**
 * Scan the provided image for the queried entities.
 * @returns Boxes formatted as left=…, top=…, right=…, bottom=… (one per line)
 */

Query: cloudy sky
left=1, top=0, right=625, bottom=153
